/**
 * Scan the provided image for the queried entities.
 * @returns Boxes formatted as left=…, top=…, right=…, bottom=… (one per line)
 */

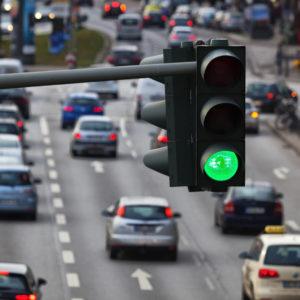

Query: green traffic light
left=204, top=151, right=238, bottom=181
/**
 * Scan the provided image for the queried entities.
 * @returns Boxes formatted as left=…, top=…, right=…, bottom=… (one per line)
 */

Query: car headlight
left=35, top=12, right=42, bottom=20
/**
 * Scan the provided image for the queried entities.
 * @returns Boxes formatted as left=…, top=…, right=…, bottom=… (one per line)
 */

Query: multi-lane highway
left=1, top=1, right=300, bottom=300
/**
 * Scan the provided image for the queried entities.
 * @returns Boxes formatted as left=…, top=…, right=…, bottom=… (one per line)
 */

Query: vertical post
left=69, top=0, right=77, bottom=68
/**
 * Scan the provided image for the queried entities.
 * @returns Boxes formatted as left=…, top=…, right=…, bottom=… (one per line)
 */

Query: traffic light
left=190, top=39, right=245, bottom=192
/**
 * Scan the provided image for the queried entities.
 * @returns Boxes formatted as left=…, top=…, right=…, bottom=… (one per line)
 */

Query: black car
left=0, top=88, right=31, bottom=119
left=107, top=45, right=143, bottom=66
left=246, top=81, right=298, bottom=112
left=76, top=0, right=93, bottom=6
left=102, top=0, right=126, bottom=18
left=0, top=262, right=46, bottom=299
left=168, top=13, right=194, bottom=32
left=214, top=181, right=283, bottom=233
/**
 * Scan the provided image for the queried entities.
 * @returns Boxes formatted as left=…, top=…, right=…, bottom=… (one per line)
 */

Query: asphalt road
left=1, top=2, right=300, bottom=300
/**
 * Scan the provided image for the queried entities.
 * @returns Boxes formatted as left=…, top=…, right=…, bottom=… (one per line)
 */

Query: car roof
left=119, top=13, right=141, bottom=19
left=68, top=92, right=99, bottom=100
left=171, top=13, right=190, bottom=19
left=259, top=234, right=300, bottom=246
left=120, top=196, right=169, bottom=207
left=113, top=44, right=139, bottom=51
left=0, top=164, right=29, bottom=171
left=0, top=263, right=28, bottom=275
left=78, top=115, right=112, bottom=122
left=0, top=134, right=19, bottom=141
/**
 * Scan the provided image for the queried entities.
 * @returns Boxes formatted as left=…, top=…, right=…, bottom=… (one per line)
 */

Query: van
left=117, top=13, right=143, bottom=40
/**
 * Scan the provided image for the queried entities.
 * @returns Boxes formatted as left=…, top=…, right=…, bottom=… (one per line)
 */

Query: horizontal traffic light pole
left=0, top=62, right=197, bottom=89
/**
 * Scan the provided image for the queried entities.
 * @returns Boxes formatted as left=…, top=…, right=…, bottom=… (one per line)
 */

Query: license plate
left=253, top=101, right=262, bottom=106
left=245, top=207, right=265, bottom=214
left=120, top=59, right=129, bottom=64
left=135, top=226, right=155, bottom=233
left=283, top=281, right=300, bottom=288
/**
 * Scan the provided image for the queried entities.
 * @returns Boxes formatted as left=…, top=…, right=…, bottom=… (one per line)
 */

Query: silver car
left=246, top=97, right=259, bottom=133
left=117, top=13, right=143, bottom=40
left=168, top=26, right=197, bottom=48
left=102, top=196, right=181, bottom=260
left=85, top=81, right=119, bottom=99
left=70, top=115, right=118, bottom=157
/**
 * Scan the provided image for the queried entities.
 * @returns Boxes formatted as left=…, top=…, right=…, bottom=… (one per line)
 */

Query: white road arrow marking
left=91, top=161, right=104, bottom=173
left=131, top=268, right=153, bottom=291
left=273, top=167, right=290, bottom=180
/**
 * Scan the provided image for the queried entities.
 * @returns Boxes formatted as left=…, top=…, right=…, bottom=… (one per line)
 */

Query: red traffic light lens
left=204, top=56, right=242, bottom=88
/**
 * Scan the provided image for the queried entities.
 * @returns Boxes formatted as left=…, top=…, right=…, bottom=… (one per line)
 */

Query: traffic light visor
left=201, top=50, right=242, bottom=87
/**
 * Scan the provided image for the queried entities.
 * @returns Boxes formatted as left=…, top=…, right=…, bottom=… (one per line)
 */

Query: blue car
left=61, top=92, right=104, bottom=129
left=0, top=165, right=41, bottom=220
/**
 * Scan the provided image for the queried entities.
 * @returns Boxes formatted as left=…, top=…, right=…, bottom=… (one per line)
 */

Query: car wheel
left=61, top=123, right=67, bottom=129
left=221, top=225, right=228, bottom=234
left=113, top=93, right=118, bottom=99
left=29, top=210, right=37, bottom=221
left=109, top=247, right=118, bottom=259
left=242, top=285, right=251, bottom=300
left=70, top=149, right=78, bottom=157
left=117, top=36, right=121, bottom=40
left=168, top=247, right=177, bottom=261
left=252, top=127, right=259, bottom=134
left=214, top=214, right=220, bottom=227
left=135, top=110, right=141, bottom=120
left=110, top=150, right=117, bottom=158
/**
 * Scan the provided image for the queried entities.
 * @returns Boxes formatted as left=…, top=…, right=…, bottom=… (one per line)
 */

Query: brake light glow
left=291, top=91, right=297, bottom=98
left=144, top=15, right=150, bottom=21
left=132, top=57, right=141, bottom=63
left=111, top=1, right=119, bottom=7
left=17, top=120, right=23, bottom=127
left=251, top=111, right=259, bottom=119
left=187, top=20, right=193, bottom=26
left=138, top=23, right=143, bottom=29
left=18, top=134, right=22, bottom=141
left=165, top=207, right=173, bottom=218
left=93, top=107, right=103, bottom=113
left=17, top=97, right=28, bottom=103
left=0, top=271, right=9, bottom=275
left=104, top=4, right=110, bottom=12
left=259, top=268, right=279, bottom=278
left=169, top=20, right=175, bottom=26
left=267, top=93, right=274, bottom=99
left=120, top=4, right=126, bottom=12
left=64, top=106, right=73, bottom=112
left=73, top=133, right=81, bottom=139
left=109, top=133, right=117, bottom=141
left=189, top=34, right=197, bottom=40
left=107, top=56, right=116, bottom=63
left=170, top=34, right=178, bottom=40
left=273, top=203, right=283, bottom=215
left=161, top=15, right=167, bottom=21
left=157, top=135, right=168, bottom=143
left=117, top=206, right=125, bottom=217
left=15, top=295, right=37, bottom=300
left=224, top=202, right=235, bottom=214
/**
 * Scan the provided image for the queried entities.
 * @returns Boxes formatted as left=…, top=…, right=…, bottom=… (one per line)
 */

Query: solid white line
left=120, top=118, right=128, bottom=138
left=205, top=277, right=215, bottom=290
left=50, top=183, right=61, bottom=193
left=62, top=250, right=75, bottom=264
left=45, top=148, right=53, bottom=156
left=72, top=299, right=84, bottom=300
left=59, top=231, right=71, bottom=243
left=43, top=137, right=51, bottom=145
left=49, top=170, right=58, bottom=180
left=53, top=198, right=64, bottom=208
left=47, top=158, right=55, bottom=167
left=286, top=220, right=300, bottom=231
left=131, top=150, right=137, bottom=158
left=66, top=273, right=80, bottom=287
left=126, top=140, right=132, bottom=147
left=40, top=116, right=49, bottom=136
left=56, top=214, right=67, bottom=225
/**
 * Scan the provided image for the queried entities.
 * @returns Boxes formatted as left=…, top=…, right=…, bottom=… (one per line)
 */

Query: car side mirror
left=34, top=178, right=42, bottom=184
left=239, top=251, right=250, bottom=259
left=102, top=210, right=114, bottom=217
left=37, top=278, right=47, bottom=286
left=173, top=212, right=181, bottom=218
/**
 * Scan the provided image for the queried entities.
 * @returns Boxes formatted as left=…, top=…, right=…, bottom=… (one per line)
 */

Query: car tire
left=113, top=93, right=118, bottom=99
left=221, top=225, right=228, bottom=234
left=117, top=36, right=121, bottom=40
left=135, top=110, right=141, bottom=120
left=214, top=214, right=219, bottom=227
left=252, top=127, right=259, bottom=134
left=61, top=123, right=67, bottom=129
left=242, top=286, right=251, bottom=300
left=70, top=149, right=78, bottom=157
left=29, top=210, right=37, bottom=221
left=169, top=247, right=177, bottom=261
left=110, top=150, right=117, bottom=158
left=109, top=247, right=118, bottom=259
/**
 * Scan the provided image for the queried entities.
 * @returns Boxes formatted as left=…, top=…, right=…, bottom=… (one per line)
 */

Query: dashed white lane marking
left=131, top=150, right=137, bottom=158
left=49, top=170, right=58, bottom=180
left=66, top=273, right=80, bottom=287
left=43, top=137, right=51, bottom=145
left=126, top=140, right=132, bottom=147
left=192, top=254, right=202, bottom=267
left=62, top=250, right=75, bottom=264
left=273, top=167, right=289, bottom=180
left=205, top=277, right=215, bottom=290
left=120, top=118, right=128, bottom=138
left=56, top=214, right=67, bottom=225
left=72, top=299, right=84, bottom=300
left=91, top=161, right=104, bottom=173
left=51, top=183, right=61, bottom=193
left=59, top=231, right=71, bottom=243
left=45, top=148, right=53, bottom=156
left=40, top=116, right=49, bottom=136
left=286, top=220, right=300, bottom=231
left=47, top=158, right=55, bottom=167
left=53, top=198, right=64, bottom=208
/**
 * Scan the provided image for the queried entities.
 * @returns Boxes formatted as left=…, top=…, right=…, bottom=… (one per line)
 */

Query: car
left=107, top=45, right=143, bottom=66
left=102, top=0, right=126, bottom=18
left=2, top=0, right=12, bottom=13
left=246, top=81, right=298, bottom=112
left=116, top=13, right=143, bottom=41
left=239, top=225, right=300, bottom=300
left=211, top=9, right=225, bottom=29
left=220, top=11, right=244, bottom=32
left=85, top=81, right=119, bottom=100
left=0, top=58, right=24, bottom=74
left=70, top=115, right=118, bottom=157
left=168, top=13, right=194, bottom=32
left=195, top=6, right=216, bottom=27
left=34, top=3, right=55, bottom=22
left=142, top=4, right=167, bottom=28
left=0, top=118, right=25, bottom=144
left=0, top=88, right=31, bottom=119
left=246, top=98, right=259, bottom=134
left=168, top=26, right=197, bottom=48
left=61, top=92, right=104, bottom=129
left=0, top=14, right=13, bottom=35
left=150, top=129, right=167, bottom=149
left=76, top=0, right=94, bottom=6
left=134, top=78, right=165, bottom=120
left=0, top=262, right=47, bottom=299
left=102, top=196, right=181, bottom=260
left=0, top=104, right=26, bottom=133
left=0, top=165, right=41, bottom=220
left=214, top=181, right=283, bottom=233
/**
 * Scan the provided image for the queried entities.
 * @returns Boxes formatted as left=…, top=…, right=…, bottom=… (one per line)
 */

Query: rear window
left=69, top=97, right=98, bottom=106
left=0, top=124, right=18, bottom=134
left=123, top=205, right=168, bottom=220
left=174, top=18, right=189, bottom=25
left=121, top=19, right=139, bottom=25
left=233, top=186, right=274, bottom=201
left=264, top=245, right=300, bottom=266
left=80, top=121, right=113, bottom=131
left=0, top=66, right=22, bottom=74
left=0, top=171, right=31, bottom=186
left=247, top=83, right=270, bottom=95
left=0, top=274, right=27, bottom=290
left=113, top=51, right=137, bottom=57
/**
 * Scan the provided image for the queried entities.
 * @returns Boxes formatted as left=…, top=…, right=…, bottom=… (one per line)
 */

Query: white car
left=239, top=226, right=300, bottom=300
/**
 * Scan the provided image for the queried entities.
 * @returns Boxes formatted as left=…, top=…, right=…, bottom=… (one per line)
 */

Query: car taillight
left=224, top=202, right=235, bottom=214
left=157, top=135, right=168, bottom=143
left=0, top=271, right=9, bottom=275
left=109, top=133, right=117, bottom=141
left=291, top=91, right=297, bottom=98
left=165, top=207, right=173, bottom=218
left=250, top=111, right=259, bottom=119
left=64, top=106, right=73, bottom=112
left=144, top=15, right=150, bottom=21
left=120, top=4, right=126, bottom=12
left=117, top=206, right=125, bottom=217
left=15, top=295, right=37, bottom=300
left=188, top=34, right=197, bottom=40
left=267, top=92, right=274, bottom=99
left=17, top=120, right=23, bottom=128
left=93, top=107, right=103, bottom=113
left=259, top=268, right=279, bottom=278
left=111, top=1, right=119, bottom=7
left=273, top=203, right=283, bottom=215
left=104, top=4, right=110, bottom=12
left=161, top=15, right=167, bottom=21
left=170, top=34, right=178, bottom=40
left=107, top=56, right=116, bottom=63
left=187, top=20, right=193, bottom=26
left=132, top=57, right=141, bottom=63
left=73, top=133, right=81, bottom=139
left=18, top=134, right=22, bottom=141
left=169, top=20, right=175, bottom=26
left=22, top=188, right=33, bottom=194
left=17, top=97, right=28, bottom=103
left=138, top=23, right=143, bottom=29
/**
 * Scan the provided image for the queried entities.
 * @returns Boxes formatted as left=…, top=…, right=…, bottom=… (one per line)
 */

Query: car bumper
left=246, top=118, right=259, bottom=131
left=119, top=32, right=141, bottom=39
left=62, top=112, right=103, bottom=126
left=255, top=287, right=300, bottom=300
left=72, top=142, right=117, bottom=153
left=0, top=203, right=36, bottom=214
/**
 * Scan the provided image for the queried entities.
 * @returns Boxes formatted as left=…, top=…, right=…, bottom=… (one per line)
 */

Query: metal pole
left=69, top=0, right=77, bottom=67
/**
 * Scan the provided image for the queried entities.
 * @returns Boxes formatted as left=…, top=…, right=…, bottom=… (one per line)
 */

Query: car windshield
left=0, top=140, right=19, bottom=148
left=0, top=124, right=18, bottom=134
left=113, top=51, right=136, bottom=57
left=123, top=205, right=168, bottom=220
left=0, top=171, right=31, bottom=186
left=69, top=97, right=98, bottom=106
left=0, top=274, right=27, bottom=290
left=80, top=121, right=113, bottom=131
left=121, top=19, right=139, bottom=25
left=264, top=245, right=300, bottom=266
left=245, top=102, right=252, bottom=109
left=233, top=186, right=273, bottom=201
left=247, top=83, right=270, bottom=94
